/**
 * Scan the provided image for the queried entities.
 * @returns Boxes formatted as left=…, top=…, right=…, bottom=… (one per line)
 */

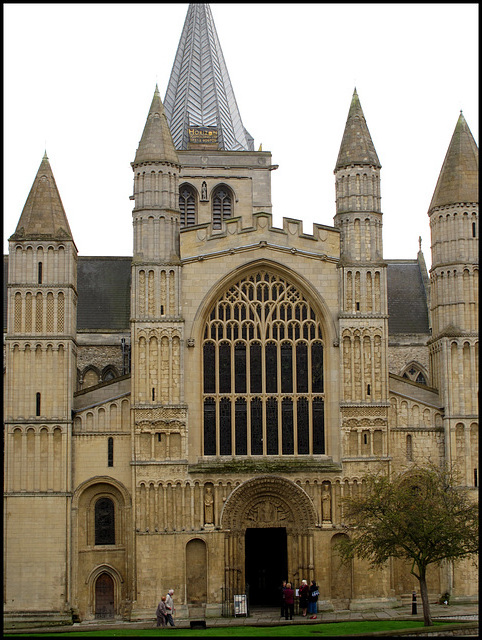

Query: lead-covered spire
left=164, top=3, right=253, bottom=151
left=10, top=152, right=74, bottom=242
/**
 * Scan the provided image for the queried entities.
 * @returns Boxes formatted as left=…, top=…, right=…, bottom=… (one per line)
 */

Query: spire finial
left=418, top=236, right=422, bottom=252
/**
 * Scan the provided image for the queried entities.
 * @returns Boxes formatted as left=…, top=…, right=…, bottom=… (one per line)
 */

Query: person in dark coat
left=308, top=579, right=319, bottom=617
left=299, top=579, right=309, bottom=617
left=284, top=582, right=294, bottom=620
left=279, top=579, right=287, bottom=618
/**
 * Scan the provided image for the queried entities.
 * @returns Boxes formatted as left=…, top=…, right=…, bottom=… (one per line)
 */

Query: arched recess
left=186, top=538, right=208, bottom=604
left=71, top=477, right=132, bottom=621
left=220, top=475, right=317, bottom=595
left=86, top=564, right=124, bottom=619
left=330, top=533, right=352, bottom=606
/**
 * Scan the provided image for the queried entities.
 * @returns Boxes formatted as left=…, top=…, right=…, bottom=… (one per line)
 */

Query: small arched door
left=95, top=573, right=115, bottom=619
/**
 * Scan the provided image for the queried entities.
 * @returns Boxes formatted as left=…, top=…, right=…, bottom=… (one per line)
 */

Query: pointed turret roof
left=133, top=85, right=180, bottom=166
left=429, top=112, right=478, bottom=210
left=163, top=3, right=254, bottom=151
left=335, top=89, right=381, bottom=170
left=10, top=152, right=74, bottom=242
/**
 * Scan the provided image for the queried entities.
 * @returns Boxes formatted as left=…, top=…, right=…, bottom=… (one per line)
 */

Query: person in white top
left=165, top=589, right=175, bottom=626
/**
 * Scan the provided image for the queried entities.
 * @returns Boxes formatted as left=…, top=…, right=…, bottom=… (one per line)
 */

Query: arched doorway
left=245, top=527, right=287, bottom=605
left=221, top=475, right=317, bottom=605
left=95, top=573, right=115, bottom=619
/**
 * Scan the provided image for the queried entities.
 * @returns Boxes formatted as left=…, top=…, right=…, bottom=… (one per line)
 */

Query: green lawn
left=5, top=619, right=469, bottom=637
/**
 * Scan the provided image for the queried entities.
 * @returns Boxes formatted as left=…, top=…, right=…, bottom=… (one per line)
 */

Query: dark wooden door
left=95, top=573, right=115, bottom=619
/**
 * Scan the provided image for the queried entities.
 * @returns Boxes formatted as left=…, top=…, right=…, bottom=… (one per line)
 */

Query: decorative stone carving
left=204, top=485, right=214, bottom=525
left=322, top=484, right=332, bottom=522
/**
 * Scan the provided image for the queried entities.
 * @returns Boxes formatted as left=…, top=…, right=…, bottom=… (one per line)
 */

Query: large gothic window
left=202, top=271, right=325, bottom=456
left=212, top=186, right=232, bottom=229
left=179, top=184, right=196, bottom=226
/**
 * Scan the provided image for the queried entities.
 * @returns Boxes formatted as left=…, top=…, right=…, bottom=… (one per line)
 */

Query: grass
left=5, top=619, right=468, bottom=637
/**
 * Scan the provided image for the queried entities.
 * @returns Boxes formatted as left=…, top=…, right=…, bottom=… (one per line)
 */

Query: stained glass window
left=202, top=271, right=325, bottom=456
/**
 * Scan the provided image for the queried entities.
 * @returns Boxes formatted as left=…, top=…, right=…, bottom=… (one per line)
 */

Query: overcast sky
left=4, top=3, right=478, bottom=266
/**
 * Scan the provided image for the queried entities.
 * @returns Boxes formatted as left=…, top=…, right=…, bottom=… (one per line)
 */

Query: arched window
left=202, top=270, right=325, bottom=456
left=401, top=363, right=428, bottom=386
left=102, top=366, right=117, bottom=383
left=212, top=186, right=232, bottom=229
left=179, top=185, right=196, bottom=226
left=95, top=497, right=115, bottom=545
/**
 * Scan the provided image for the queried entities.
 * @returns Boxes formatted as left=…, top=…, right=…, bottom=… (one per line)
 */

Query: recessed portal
left=245, top=527, right=287, bottom=606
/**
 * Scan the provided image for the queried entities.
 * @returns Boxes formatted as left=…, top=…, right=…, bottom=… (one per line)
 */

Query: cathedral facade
left=3, top=3, right=478, bottom=626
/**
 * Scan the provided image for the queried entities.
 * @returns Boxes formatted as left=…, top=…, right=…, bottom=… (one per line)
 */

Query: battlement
left=180, top=211, right=340, bottom=263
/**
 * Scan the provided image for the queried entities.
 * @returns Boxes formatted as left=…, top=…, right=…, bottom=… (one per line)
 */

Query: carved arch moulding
left=220, top=475, right=317, bottom=534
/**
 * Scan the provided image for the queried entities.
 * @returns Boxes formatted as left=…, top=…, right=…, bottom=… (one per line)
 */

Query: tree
left=336, top=464, right=478, bottom=626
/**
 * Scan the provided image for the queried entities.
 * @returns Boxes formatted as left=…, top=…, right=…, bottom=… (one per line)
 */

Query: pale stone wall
left=4, top=497, right=69, bottom=611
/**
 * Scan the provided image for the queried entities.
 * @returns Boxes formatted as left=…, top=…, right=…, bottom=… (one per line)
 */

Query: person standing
left=165, top=589, right=175, bottom=627
left=308, top=579, right=319, bottom=618
left=299, top=579, right=309, bottom=617
left=279, top=579, right=287, bottom=618
left=284, top=582, right=294, bottom=620
left=156, top=596, right=168, bottom=627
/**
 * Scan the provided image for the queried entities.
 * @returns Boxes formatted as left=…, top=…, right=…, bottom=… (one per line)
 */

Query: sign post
left=233, top=594, right=248, bottom=617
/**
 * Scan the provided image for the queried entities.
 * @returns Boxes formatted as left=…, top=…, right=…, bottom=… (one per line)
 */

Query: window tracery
left=202, top=271, right=325, bottom=456
left=401, top=362, right=428, bottom=386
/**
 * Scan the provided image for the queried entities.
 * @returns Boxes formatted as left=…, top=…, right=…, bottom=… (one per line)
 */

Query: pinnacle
left=335, top=89, right=381, bottom=171
left=133, top=86, right=180, bottom=167
left=10, top=153, right=74, bottom=242
left=429, top=113, right=478, bottom=210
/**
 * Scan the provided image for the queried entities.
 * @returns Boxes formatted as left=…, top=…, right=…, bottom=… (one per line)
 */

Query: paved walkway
left=4, top=602, right=478, bottom=635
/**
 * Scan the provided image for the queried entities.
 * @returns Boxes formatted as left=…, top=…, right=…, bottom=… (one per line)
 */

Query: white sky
left=3, top=3, right=479, bottom=267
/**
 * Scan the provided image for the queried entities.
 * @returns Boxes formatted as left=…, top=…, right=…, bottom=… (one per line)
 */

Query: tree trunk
left=418, top=570, right=433, bottom=626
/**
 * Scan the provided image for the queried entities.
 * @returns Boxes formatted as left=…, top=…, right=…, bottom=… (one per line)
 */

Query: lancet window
left=212, top=186, right=232, bottom=229
left=202, top=271, right=325, bottom=456
left=179, top=184, right=196, bottom=226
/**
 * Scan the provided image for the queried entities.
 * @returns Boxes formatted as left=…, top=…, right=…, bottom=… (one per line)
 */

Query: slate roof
left=2, top=256, right=131, bottom=332
left=76, top=257, right=131, bottom=330
left=386, top=260, right=430, bottom=334
left=4, top=255, right=429, bottom=336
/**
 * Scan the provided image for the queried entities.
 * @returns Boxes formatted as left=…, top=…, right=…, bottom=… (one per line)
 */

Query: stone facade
left=3, top=3, right=478, bottom=628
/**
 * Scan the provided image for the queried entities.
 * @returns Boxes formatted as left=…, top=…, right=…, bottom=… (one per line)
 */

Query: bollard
left=411, top=591, right=417, bottom=615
